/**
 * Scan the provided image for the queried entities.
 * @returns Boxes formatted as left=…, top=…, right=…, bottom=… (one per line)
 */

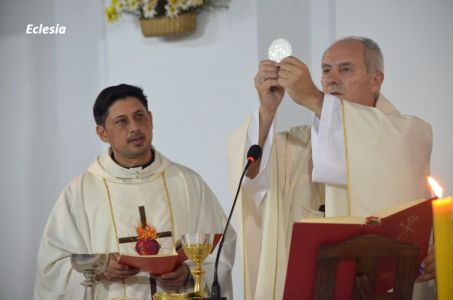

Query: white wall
left=0, top=0, right=104, bottom=299
left=1, top=0, right=452, bottom=299
left=256, top=0, right=316, bottom=131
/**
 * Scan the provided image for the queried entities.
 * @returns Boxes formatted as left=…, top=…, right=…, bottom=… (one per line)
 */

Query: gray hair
left=325, top=36, right=384, bottom=73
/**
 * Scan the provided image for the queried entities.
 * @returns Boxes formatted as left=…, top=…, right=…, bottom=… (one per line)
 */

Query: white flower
left=143, top=7, right=157, bottom=18
left=106, top=0, right=212, bottom=22
left=143, top=0, right=157, bottom=18
left=165, top=2, right=180, bottom=17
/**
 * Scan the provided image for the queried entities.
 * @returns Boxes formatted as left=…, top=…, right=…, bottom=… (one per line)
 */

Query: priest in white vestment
left=228, top=37, right=434, bottom=299
left=34, top=84, right=236, bottom=300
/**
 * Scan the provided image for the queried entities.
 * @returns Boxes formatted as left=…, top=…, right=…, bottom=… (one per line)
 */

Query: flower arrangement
left=105, top=0, right=206, bottom=23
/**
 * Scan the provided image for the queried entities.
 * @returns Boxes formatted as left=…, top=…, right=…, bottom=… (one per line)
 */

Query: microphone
left=209, top=145, right=262, bottom=299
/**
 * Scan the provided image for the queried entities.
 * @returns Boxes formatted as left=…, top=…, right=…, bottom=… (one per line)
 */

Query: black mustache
left=127, top=133, right=145, bottom=142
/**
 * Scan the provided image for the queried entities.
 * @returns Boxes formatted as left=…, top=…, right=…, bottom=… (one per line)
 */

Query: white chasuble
left=227, top=95, right=432, bottom=300
left=34, top=149, right=235, bottom=300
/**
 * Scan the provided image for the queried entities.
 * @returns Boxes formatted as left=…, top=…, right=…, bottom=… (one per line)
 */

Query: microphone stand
left=207, top=145, right=261, bottom=300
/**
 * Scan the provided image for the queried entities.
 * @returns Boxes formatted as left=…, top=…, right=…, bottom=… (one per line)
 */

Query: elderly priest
left=228, top=36, right=433, bottom=300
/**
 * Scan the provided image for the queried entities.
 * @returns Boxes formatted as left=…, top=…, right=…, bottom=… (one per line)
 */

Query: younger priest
left=34, top=84, right=236, bottom=300
left=228, top=36, right=434, bottom=299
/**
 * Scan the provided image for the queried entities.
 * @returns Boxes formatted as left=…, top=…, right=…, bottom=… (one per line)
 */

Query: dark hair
left=93, top=84, right=149, bottom=126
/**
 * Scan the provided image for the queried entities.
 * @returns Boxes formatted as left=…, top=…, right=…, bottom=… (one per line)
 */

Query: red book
left=283, top=198, right=433, bottom=300
left=118, top=253, right=178, bottom=275
left=118, top=233, right=222, bottom=275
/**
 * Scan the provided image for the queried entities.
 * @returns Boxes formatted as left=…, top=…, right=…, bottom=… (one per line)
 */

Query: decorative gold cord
left=272, top=135, right=284, bottom=300
left=102, top=178, right=127, bottom=298
left=161, top=171, right=177, bottom=247
left=340, top=100, right=352, bottom=216
left=103, top=178, right=121, bottom=252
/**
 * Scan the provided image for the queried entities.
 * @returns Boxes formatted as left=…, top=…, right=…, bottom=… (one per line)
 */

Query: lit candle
left=428, top=177, right=453, bottom=300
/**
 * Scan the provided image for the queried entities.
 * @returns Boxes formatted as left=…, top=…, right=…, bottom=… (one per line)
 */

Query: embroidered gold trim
left=103, top=171, right=177, bottom=299
left=272, top=135, right=284, bottom=300
left=102, top=178, right=127, bottom=299
left=162, top=171, right=177, bottom=247
left=340, top=100, right=352, bottom=216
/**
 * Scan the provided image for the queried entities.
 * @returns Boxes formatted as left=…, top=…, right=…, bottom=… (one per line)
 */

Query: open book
left=118, top=233, right=222, bottom=275
left=283, top=198, right=434, bottom=300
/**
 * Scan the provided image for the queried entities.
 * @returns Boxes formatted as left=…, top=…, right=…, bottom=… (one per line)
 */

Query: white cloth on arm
left=311, top=94, right=346, bottom=185
left=244, top=94, right=347, bottom=208
left=243, top=108, right=275, bottom=208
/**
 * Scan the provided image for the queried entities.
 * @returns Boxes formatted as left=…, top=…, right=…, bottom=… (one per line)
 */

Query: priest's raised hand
left=254, top=59, right=285, bottom=119
left=248, top=60, right=285, bottom=179
left=277, top=56, right=324, bottom=116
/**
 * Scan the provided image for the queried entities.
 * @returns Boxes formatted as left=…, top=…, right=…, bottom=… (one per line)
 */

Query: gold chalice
left=153, top=233, right=213, bottom=300
left=180, top=233, right=213, bottom=297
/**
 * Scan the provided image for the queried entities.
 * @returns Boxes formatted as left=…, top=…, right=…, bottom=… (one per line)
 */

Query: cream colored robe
left=227, top=95, right=432, bottom=300
left=34, top=149, right=236, bottom=300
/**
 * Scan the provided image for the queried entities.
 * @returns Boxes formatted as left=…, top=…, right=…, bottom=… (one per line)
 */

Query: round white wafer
left=268, top=38, right=292, bottom=63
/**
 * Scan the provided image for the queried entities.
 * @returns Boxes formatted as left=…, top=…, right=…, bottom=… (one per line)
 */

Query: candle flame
left=427, top=176, right=443, bottom=198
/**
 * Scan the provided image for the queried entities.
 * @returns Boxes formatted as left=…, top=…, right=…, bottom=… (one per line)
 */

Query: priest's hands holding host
left=253, top=38, right=385, bottom=154
left=248, top=39, right=384, bottom=179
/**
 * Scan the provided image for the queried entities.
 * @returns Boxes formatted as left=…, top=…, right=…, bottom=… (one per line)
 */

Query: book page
left=299, top=216, right=364, bottom=224
left=118, top=253, right=179, bottom=275
left=372, top=198, right=426, bottom=218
